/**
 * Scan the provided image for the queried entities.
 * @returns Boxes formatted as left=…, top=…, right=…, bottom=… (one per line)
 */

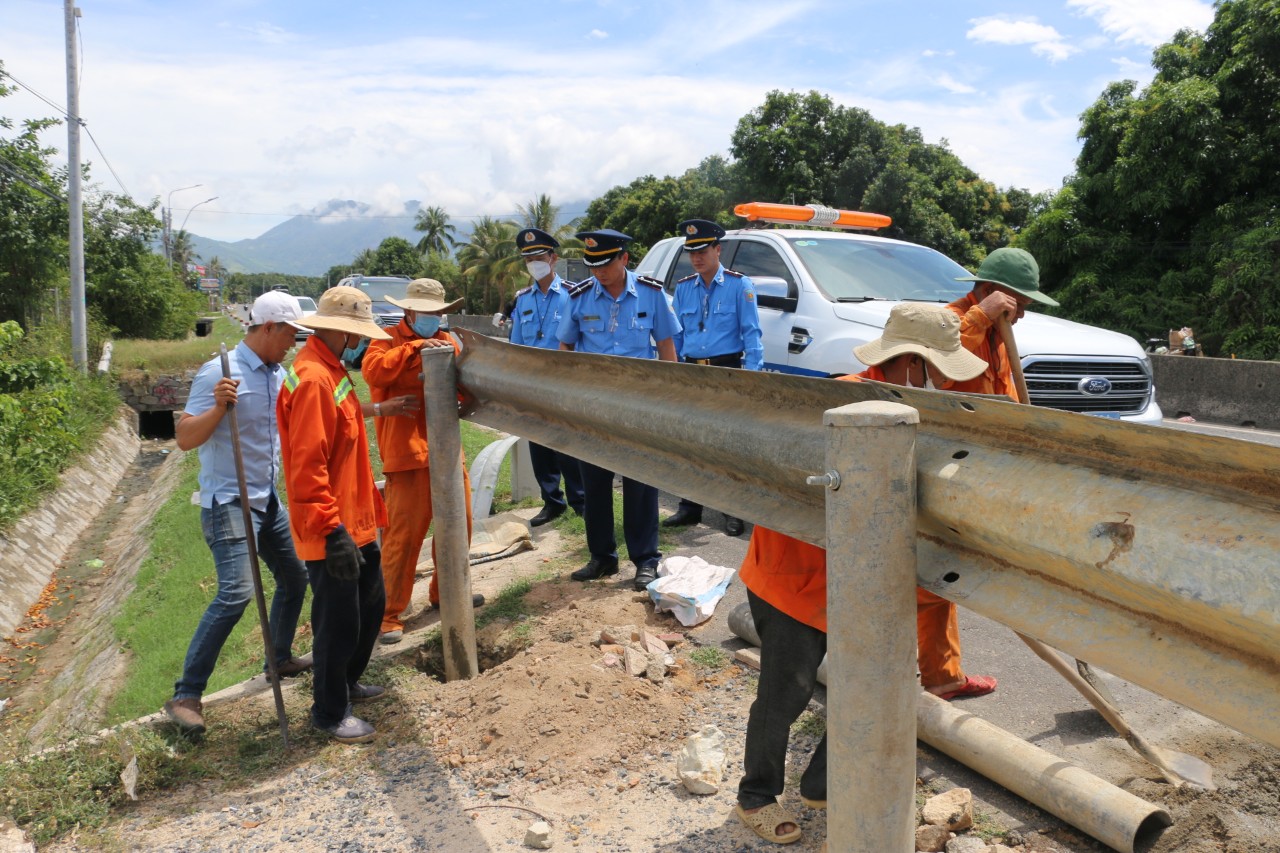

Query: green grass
left=110, top=315, right=245, bottom=374
left=106, top=454, right=311, bottom=723
left=688, top=645, right=729, bottom=671
left=791, top=710, right=826, bottom=738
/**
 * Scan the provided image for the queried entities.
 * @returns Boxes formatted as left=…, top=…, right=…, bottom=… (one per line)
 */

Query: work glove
left=491, top=312, right=505, bottom=329
left=324, top=525, right=364, bottom=582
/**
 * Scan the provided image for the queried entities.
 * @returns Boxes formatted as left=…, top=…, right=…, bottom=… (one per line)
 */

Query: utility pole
left=64, top=0, right=86, bottom=372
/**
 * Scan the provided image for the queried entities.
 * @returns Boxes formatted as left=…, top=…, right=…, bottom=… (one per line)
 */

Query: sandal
left=937, top=674, right=998, bottom=700
left=735, top=802, right=803, bottom=844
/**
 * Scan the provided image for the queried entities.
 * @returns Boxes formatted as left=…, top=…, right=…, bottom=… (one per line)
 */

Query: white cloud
left=922, top=49, right=955, bottom=58
left=967, top=16, right=1077, bottom=62
left=1068, top=0, right=1215, bottom=48
left=935, top=73, right=976, bottom=95
left=588, top=29, right=608, bottom=39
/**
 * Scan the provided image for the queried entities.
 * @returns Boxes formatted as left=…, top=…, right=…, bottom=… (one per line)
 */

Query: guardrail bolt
left=806, top=471, right=841, bottom=490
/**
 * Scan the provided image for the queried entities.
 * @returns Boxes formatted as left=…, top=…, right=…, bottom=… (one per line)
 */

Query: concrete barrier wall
left=1152, top=354, right=1279, bottom=429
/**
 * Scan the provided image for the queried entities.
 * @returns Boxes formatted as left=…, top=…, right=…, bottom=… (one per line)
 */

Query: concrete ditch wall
left=1152, top=354, right=1280, bottom=430
left=0, top=409, right=141, bottom=639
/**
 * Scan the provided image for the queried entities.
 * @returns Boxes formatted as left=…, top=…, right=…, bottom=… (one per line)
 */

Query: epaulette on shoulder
left=676, top=273, right=697, bottom=284
left=636, top=275, right=665, bottom=290
left=514, top=284, right=534, bottom=298
left=723, top=268, right=745, bottom=278
left=569, top=280, right=593, bottom=298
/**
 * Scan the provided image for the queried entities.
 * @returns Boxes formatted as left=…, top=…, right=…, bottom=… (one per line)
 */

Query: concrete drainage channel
left=0, top=412, right=186, bottom=752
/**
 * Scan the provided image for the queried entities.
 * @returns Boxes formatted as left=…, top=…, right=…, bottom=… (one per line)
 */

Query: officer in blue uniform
left=510, top=227, right=585, bottom=525
left=558, top=229, right=681, bottom=591
left=663, top=219, right=763, bottom=537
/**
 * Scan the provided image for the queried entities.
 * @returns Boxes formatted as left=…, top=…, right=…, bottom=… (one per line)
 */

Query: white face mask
left=903, top=360, right=937, bottom=390
left=526, top=260, right=552, bottom=280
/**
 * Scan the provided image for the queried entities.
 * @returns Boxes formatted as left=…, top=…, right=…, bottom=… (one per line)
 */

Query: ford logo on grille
left=1078, top=376, right=1113, bottom=396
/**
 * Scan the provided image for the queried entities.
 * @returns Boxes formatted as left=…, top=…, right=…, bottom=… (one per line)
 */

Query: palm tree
left=516, top=194, right=582, bottom=257
left=413, top=205, right=458, bottom=256
left=351, top=248, right=377, bottom=275
left=171, top=230, right=200, bottom=282
left=456, top=217, right=521, bottom=311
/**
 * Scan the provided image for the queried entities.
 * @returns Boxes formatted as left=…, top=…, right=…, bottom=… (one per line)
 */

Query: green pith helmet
left=956, top=247, right=1059, bottom=307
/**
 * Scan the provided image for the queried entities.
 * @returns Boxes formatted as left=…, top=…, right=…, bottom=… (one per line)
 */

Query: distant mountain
left=187, top=198, right=592, bottom=277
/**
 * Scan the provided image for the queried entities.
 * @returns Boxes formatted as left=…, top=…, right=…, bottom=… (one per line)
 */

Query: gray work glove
left=324, top=525, right=364, bottom=582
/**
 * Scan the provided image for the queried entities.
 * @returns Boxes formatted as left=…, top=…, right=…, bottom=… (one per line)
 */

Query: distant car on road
left=293, top=295, right=317, bottom=343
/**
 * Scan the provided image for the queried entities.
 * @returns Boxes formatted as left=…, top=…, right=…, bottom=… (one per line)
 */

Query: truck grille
left=1023, top=358, right=1152, bottom=415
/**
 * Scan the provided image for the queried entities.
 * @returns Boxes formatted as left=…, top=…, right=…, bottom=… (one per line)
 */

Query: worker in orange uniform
left=362, top=278, right=483, bottom=646
left=735, top=303, right=997, bottom=846
left=947, top=246, right=1058, bottom=400
left=280, top=286, right=391, bottom=744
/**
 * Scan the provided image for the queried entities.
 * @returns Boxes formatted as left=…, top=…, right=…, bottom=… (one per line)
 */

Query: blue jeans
left=172, top=492, right=309, bottom=700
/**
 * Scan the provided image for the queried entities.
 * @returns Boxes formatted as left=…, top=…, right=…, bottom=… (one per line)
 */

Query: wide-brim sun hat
left=955, top=247, right=1059, bottom=307
left=301, top=286, right=392, bottom=340
left=385, top=278, right=465, bottom=314
left=853, top=302, right=988, bottom=382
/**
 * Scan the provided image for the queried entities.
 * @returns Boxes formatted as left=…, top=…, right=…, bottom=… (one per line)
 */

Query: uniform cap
left=516, top=227, right=560, bottom=257
left=575, top=229, right=632, bottom=267
left=955, top=247, right=1058, bottom=307
left=301, top=286, right=392, bottom=340
left=385, top=278, right=465, bottom=314
left=853, top=302, right=988, bottom=381
left=678, top=219, right=725, bottom=252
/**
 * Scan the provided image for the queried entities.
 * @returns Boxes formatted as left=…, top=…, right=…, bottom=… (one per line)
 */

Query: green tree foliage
left=91, top=252, right=206, bottom=340
left=456, top=217, right=520, bottom=312
left=583, top=163, right=729, bottom=258
left=369, top=237, right=423, bottom=277
left=730, top=90, right=1024, bottom=266
left=1022, top=0, right=1280, bottom=358
left=222, top=273, right=323, bottom=304
left=413, top=205, right=458, bottom=256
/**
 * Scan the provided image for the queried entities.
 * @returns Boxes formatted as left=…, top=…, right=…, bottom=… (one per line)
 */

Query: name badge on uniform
left=584, top=315, right=601, bottom=322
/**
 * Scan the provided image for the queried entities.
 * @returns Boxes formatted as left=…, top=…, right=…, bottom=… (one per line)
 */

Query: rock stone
left=676, top=725, right=726, bottom=795
left=0, top=819, right=35, bottom=853
left=915, top=824, right=952, bottom=852
left=523, top=820, right=553, bottom=849
left=923, top=787, right=974, bottom=831
left=944, top=837, right=987, bottom=853
left=986, top=845, right=1020, bottom=853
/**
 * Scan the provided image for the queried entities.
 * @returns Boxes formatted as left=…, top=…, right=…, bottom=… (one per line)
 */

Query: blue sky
left=2, top=0, right=1216, bottom=242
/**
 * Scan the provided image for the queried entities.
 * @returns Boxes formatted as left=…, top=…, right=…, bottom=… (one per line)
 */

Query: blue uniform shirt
left=558, top=270, right=681, bottom=359
left=673, top=264, right=764, bottom=370
left=185, top=340, right=283, bottom=511
left=510, top=276, right=571, bottom=350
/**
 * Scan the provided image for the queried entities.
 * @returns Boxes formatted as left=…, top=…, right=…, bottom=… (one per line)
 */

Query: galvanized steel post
left=823, top=401, right=919, bottom=851
left=421, top=347, right=479, bottom=681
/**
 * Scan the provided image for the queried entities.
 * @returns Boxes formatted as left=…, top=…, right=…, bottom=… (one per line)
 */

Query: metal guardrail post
left=822, top=401, right=919, bottom=851
left=421, top=347, right=478, bottom=681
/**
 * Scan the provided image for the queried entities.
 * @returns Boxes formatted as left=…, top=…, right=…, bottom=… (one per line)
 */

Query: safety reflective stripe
left=333, top=377, right=353, bottom=406
left=282, top=366, right=352, bottom=408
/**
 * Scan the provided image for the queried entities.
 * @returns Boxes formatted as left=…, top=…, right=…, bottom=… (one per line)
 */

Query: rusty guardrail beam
left=454, top=330, right=1280, bottom=749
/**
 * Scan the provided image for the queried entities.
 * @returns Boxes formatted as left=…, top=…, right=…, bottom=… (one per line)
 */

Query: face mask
left=411, top=315, right=442, bottom=339
left=526, top=260, right=552, bottom=280
left=341, top=335, right=364, bottom=366
left=903, top=358, right=937, bottom=390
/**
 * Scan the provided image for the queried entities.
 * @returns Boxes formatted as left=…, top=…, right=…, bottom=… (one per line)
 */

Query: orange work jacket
left=945, top=293, right=1018, bottom=401
left=277, top=336, right=387, bottom=560
left=736, top=370, right=882, bottom=632
left=361, top=322, right=461, bottom=473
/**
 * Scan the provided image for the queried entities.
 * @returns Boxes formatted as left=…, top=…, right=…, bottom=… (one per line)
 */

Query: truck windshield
left=784, top=237, right=973, bottom=303
left=355, top=279, right=409, bottom=302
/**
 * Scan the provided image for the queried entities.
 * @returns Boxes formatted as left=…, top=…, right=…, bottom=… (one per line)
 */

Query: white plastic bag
left=646, top=555, right=736, bottom=626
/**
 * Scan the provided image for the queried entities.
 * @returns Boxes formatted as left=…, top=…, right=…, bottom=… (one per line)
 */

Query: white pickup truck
left=635, top=225, right=1163, bottom=425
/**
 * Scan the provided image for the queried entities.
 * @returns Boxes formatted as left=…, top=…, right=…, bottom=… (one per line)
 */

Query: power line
left=0, top=69, right=70, bottom=120
left=0, top=157, right=66, bottom=202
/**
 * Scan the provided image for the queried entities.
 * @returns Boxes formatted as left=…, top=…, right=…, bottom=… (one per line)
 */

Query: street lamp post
left=164, top=184, right=202, bottom=263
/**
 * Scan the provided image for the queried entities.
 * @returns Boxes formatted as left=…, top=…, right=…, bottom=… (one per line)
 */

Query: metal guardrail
left=453, top=330, right=1280, bottom=751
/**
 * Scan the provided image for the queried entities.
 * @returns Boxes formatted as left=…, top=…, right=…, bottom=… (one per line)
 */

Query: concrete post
left=510, top=438, right=542, bottom=503
left=421, top=347, right=478, bottom=681
left=821, top=401, right=919, bottom=851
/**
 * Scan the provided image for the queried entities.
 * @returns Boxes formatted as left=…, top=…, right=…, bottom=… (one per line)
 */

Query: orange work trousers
left=380, top=464, right=473, bottom=633
left=916, top=588, right=963, bottom=688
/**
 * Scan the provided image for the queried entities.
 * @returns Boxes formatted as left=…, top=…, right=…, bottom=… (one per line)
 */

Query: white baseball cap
left=249, top=291, right=307, bottom=331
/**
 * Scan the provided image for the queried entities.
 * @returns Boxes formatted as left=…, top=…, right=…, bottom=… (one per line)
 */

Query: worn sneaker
left=379, top=630, right=404, bottom=645
left=349, top=683, right=387, bottom=703
left=272, top=656, right=312, bottom=677
left=163, top=698, right=206, bottom=737
left=313, top=712, right=375, bottom=744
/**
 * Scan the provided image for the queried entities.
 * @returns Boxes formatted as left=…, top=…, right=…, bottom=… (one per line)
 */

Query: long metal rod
left=453, top=330, right=1280, bottom=748
left=421, top=347, right=478, bottom=681
left=218, top=345, right=288, bottom=747
left=825, top=402, right=919, bottom=850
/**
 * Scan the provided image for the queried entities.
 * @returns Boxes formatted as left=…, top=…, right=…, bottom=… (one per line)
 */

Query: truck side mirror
left=753, top=276, right=798, bottom=313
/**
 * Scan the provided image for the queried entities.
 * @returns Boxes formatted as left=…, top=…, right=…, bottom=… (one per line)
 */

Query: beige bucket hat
left=853, top=302, right=987, bottom=381
left=385, top=278, right=464, bottom=314
left=300, top=286, right=391, bottom=340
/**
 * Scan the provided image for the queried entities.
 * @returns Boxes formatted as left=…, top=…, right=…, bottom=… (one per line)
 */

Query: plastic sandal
left=937, top=673, right=998, bottom=700
left=735, top=802, right=803, bottom=844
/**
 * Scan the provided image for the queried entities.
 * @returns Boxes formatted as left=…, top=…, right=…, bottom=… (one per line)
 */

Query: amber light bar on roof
left=734, top=201, right=892, bottom=230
